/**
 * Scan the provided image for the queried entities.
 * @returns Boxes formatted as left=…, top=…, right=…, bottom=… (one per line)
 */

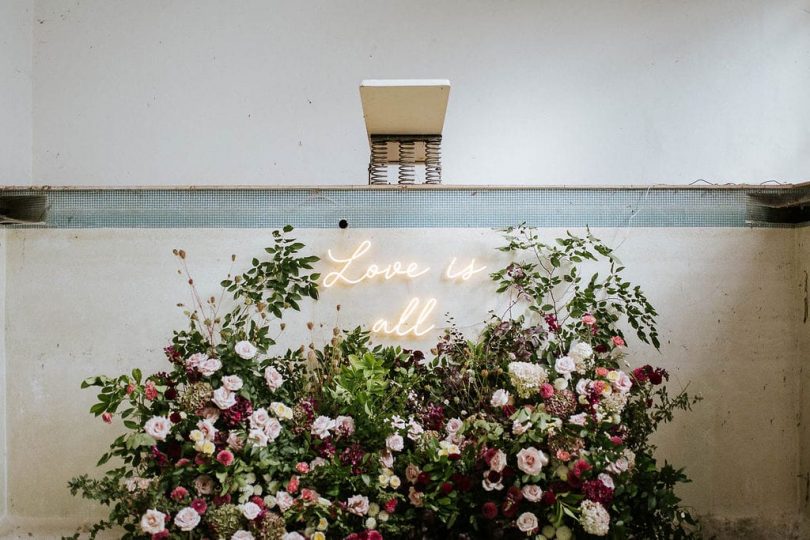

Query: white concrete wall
left=0, top=229, right=6, bottom=522
left=29, top=0, right=810, bottom=186
left=0, top=0, right=32, bottom=184
left=0, top=227, right=802, bottom=538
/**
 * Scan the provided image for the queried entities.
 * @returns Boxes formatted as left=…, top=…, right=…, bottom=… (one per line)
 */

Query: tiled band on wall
left=2, top=186, right=809, bottom=229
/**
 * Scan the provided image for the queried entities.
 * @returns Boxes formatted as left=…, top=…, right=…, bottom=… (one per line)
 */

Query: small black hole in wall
left=338, top=219, right=348, bottom=229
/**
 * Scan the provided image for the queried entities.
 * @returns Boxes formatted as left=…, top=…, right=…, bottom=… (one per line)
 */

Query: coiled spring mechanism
left=367, top=135, right=443, bottom=185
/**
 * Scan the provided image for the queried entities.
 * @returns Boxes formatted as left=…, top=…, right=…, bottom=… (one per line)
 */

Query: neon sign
left=323, top=241, right=485, bottom=337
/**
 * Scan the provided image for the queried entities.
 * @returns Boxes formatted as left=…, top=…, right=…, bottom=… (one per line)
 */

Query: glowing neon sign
left=322, top=241, right=486, bottom=337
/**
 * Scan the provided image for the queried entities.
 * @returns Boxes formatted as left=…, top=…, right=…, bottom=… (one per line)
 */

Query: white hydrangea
left=580, top=500, right=610, bottom=536
left=507, top=362, right=548, bottom=398
left=600, top=391, right=628, bottom=414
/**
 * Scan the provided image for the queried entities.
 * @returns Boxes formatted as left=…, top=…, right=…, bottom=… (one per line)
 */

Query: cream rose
left=222, top=374, right=243, bottom=391
left=516, top=511, right=539, bottom=534
left=270, top=401, right=293, bottom=420
left=264, top=366, right=284, bottom=391
left=232, top=531, right=255, bottom=540
left=144, top=416, right=171, bottom=441
left=516, top=447, right=548, bottom=475
left=554, top=356, right=576, bottom=378
left=174, top=507, right=201, bottom=531
left=568, top=341, right=593, bottom=361
left=445, top=418, right=463, bottom=436
left=248, top=429, right=269, bottom=447
left=185, top=352, right=207, bottom=370
left=197, top=419, right=218, bottom=441
left=235, top=340, right=257, bottom=359
left=139, top=508, right=166, bottom=534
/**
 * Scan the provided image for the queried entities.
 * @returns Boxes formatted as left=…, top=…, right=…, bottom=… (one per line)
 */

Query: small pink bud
left=101, top=412, right=113, bottom=424
left=582, top=314, right=597, bottom=325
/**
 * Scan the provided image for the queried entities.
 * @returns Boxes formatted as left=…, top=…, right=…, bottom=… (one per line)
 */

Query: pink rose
left=193, top=475, right=214, bottom=495
left=241, top=501, right=261, bottom=520
left=611, top=335, right=625, bottom=347
left=347, top=494, right=370, bottom=516
left=199, top=358, right=222, bottom=377
left=263, top=418, right=282, bottom=441
left=516, top=511, right=539, bottom=533
left=216, top=450, right=234, bottom=466
left=221, top=375, right=243, bottom=391
left=445, top=418, right=464, bottom=436
left=264, top=366, right=284, bottom=391
left=173, top=507, right=200, bottom=531
left=144, top=416, right=171, bottom=441
left=287, top=475, right=299, bottom=494
left=335, top=415, right=356, bottom=437
left=139, top=509, right=166, bottom=535
left=489, top=449, right=507, bottom=473
left=521, top=484, right=543, bottom=502
left=386, top=434, right=404, bottom=452
left=295, top=462, right=310, bottom=474
left=185, top=352, right=208, bottom=370
left=582, top=314, right=597, bottom=325
left=516, top=447, right=548, bottom=476
left=234, top=341, right=257, bottom=360
left=275, top=490, right=294, bottom=512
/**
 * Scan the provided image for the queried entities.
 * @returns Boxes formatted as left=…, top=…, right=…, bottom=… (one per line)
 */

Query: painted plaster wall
left=0, top=227, right=802, bottom=538
left=0, top=229, right=6, bottom=521
left=798, top=228, right=810, bottom=523
left=30, top=0, right=810, bottom=186
left=0, top=0, right=32, bottom=184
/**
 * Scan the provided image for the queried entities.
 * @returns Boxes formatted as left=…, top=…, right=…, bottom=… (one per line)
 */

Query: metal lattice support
left=367, top=135, right=443, bottom=185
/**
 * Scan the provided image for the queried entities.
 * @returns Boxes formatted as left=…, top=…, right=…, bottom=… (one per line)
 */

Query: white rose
left=346, top=494, right=370, bottom=516
left=282, top=533, right=305, bottom=540
left=235, top=340, right=257, bottom=359
left=311, top=416, right=336, bottom=439
left=365, top=517, right=377, bottom=530
left=516, top=511, right=539, bottom=533
left=139, top=509, right=166, bottom=534
left=379, top=450, right=394, bottom=468
left=222, top=375, right=243, bottom=391
left=521, top=484, right=543, bottom=502
left=270, top=401, right=293, bottom=420
left=489, top=449, right=507, bottom=472
left=213, top=387, right=237, bottom=409
left=248, top=429, right=269, bottom=447
left=232, top=531, right=255, bottom=540
left=386, top=434, right=405, bottom=452
left=144, top=416, right=171, bottom=441
left=445, top=418, right=463, bottom=436
left=553, top=377, right=568, bottom=390
left=250, top=408, right=271, bottom=429
left=264, top=366, right=284, bottom=391
left=568, top=341, right=593, bottom=362
left=276, top=490, right=294, bottom=512
left=263, top=418, right=282, bottom=441
left=576, top=378, right=592, bottom=395
left=241, top=501, right=262, bottom=520
left=194, top=475, right=214, bottom=495
left=554, top=356, right=576, bottom=378
left=199, top=357, right=222, bottom=377
left=490, top=389, right=510, bottom=407
left=185, top=352, right=208, bottom=370
left=407, top=419, right=424, bottom=441
left=516, top=447, right=549, bottom=476
left=174, top=507, right=201, bottom=531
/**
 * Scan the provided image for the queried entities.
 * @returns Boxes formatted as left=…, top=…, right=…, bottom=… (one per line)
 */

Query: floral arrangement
left=69, top=225, right=700, bottom=539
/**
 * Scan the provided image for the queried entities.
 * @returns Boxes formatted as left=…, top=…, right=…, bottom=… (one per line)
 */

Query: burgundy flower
left=417, top=472, right=431, bottom=487
left=366, top=531, right=383, bottom=540
left=164, top=345, right=182, bottom=364
left=582, top=479, right=614, bottom=505
left=169, top=412, right=182, bottom=424
left=506, top=485, right=523, bottom=502
left=340, top=443, right=366, bottom=474
left=501, top=498, right=518, bottom=518
left=481, top=501, right=498, bottom=519
left=221, top=396, right=253, bottom=428
left=191, top=498, right=207, bottom=514
left=541, top=490, right=557, bottom=505
left=439, top=482, right=454, bottom=495
left=572, top=458, right=592, bottom=479
left=170, top=486, right=188, bottom=501
left=164, top=388, right=178, bottom=400
left=212, top=494, right=231, bottom=506
left=544, top=314, right=560, bottom=333
left=383, top=498, right=398, bottom=513
left=152, top=531, right=169, bottom=540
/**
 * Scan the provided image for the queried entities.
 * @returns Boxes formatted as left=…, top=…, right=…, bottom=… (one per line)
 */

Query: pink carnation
left=216, top=450, right=234, bottom=467
left=539, top=383, right=555, bottom=399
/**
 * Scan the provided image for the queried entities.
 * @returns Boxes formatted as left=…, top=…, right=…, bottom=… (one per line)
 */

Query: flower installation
left=69, top=225, right=701, bottom=539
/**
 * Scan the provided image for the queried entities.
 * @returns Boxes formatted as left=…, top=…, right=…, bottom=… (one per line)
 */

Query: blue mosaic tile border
left=1, top=186, right=805, bottom=228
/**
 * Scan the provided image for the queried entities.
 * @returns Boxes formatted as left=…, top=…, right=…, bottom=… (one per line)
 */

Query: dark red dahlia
left=221, top=396, right=253, bottom=428
left=439, top=482, right=454, bottom=495
left=481, top=501, right=498, bottom=519
left=582, top=479, right=614, bottom=505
